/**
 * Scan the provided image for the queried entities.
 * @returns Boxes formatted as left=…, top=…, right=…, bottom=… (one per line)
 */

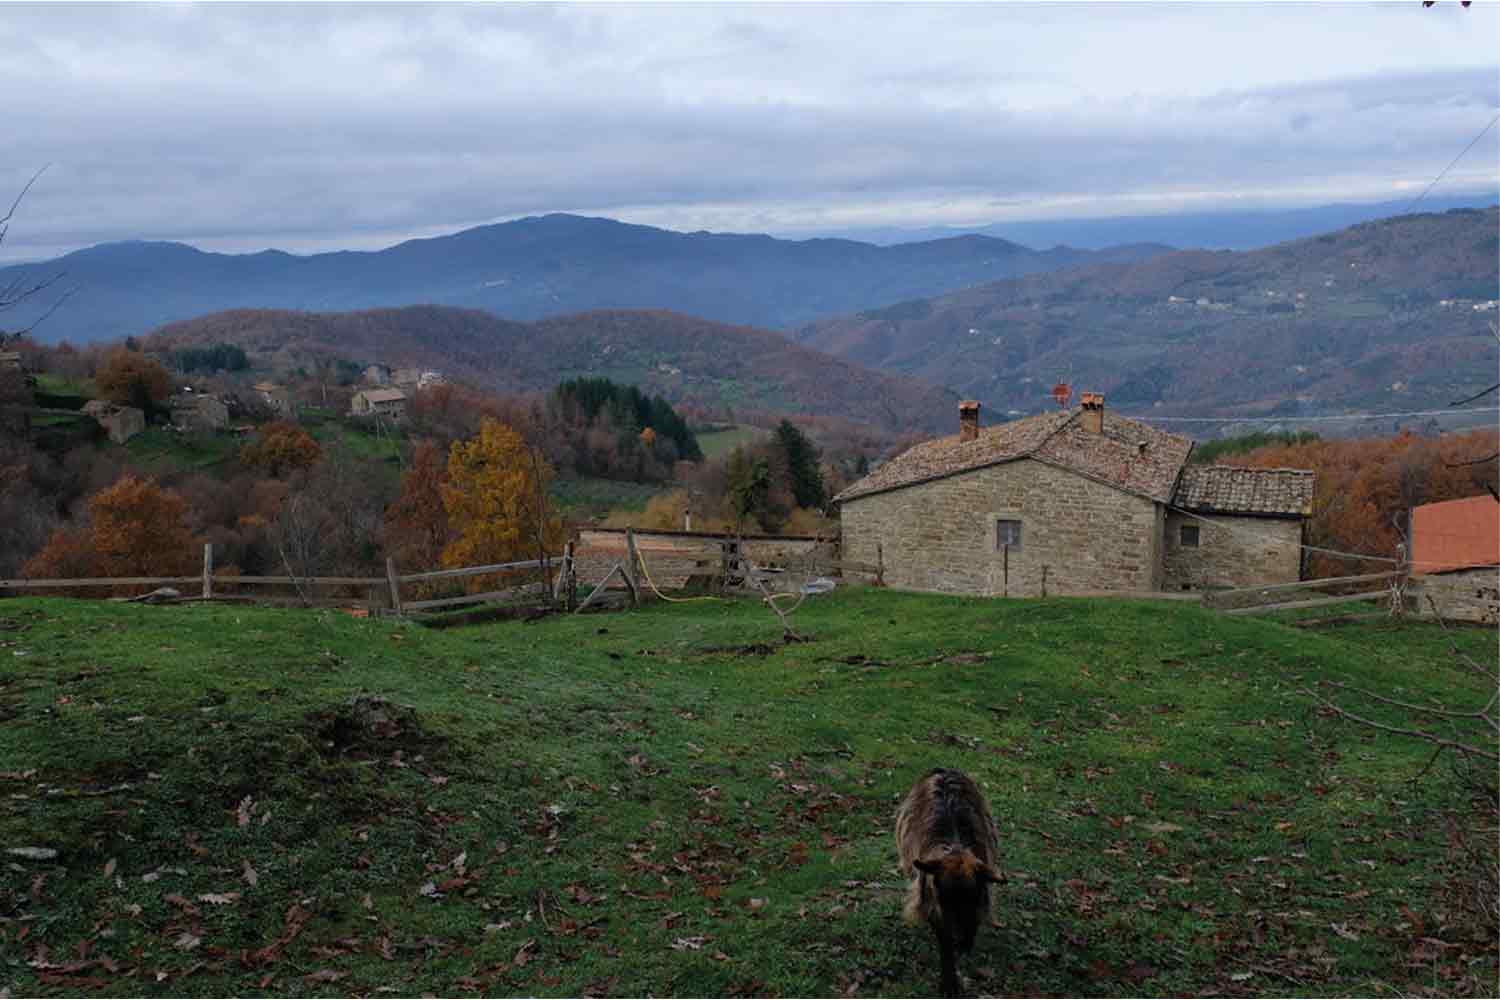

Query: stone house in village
left=252, top=381, right=294, bottom=418
left=168, top=391, right=230, bottom=432
left=350, top=387, right=408, bottom=421
left=1409, top=494, right=1499, bottom=624
left=834, top=396, right=1314, bottom=597
left=81, top=400, right=146, bottom=444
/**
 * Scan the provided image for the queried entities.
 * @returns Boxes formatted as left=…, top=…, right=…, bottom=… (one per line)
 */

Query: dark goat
left=895, top=768, right=1001, bottom=997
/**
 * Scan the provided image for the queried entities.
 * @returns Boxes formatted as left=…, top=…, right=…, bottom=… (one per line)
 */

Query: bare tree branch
left=1444, top=451, right=1500, bottom=468
left=1319, top=679, right=1498, bottom=733
left=1303, top=685, right=1499, bottom=762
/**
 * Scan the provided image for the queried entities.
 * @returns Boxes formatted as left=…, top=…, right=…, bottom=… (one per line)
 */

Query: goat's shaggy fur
left=895, top=768, right=1001, bottom=996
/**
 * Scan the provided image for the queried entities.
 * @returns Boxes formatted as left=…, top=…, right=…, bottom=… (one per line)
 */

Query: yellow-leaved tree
left=442, top=418, right=564, bottom=586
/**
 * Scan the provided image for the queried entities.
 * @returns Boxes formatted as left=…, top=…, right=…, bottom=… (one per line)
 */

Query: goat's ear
left=913, top=856, right=945, bottom=876
left=979, top=863, right=1003, bottom=884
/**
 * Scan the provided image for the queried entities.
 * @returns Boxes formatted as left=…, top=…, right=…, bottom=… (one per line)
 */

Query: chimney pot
left=1080, top=392, right=1105, bottom=434
left=959, top=401, right=981, bottom=442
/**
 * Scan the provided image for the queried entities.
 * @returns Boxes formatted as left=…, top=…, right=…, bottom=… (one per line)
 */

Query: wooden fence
left=1201, top=570, right=1405, bottom=617
left=0, top=543, right=561, bottom=617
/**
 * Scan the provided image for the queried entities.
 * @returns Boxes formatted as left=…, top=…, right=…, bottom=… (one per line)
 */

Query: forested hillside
left=145, top=306, right=961, bottom=434
left=798, top=207, right=1500, bottom=418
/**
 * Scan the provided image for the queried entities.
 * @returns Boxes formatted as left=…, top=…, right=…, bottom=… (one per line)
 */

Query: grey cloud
left=0, top=3, right=1496, bottom=258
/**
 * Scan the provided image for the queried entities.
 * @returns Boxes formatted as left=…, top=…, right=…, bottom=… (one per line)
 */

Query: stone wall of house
left=1161, top=512, right=1303, bottom=591
left=840, top=458, right=1160, bottom=597
left=1412, top=568, right=1500, bottom=625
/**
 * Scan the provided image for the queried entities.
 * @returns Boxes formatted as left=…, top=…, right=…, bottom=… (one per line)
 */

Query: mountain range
left=821, top=193, right=1500, bottom=250
left=796, top=207, right=1500, bottom=421
left=3, top=215, right=1166, bottom=345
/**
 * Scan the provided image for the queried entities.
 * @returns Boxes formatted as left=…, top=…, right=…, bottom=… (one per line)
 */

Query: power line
left=1398, top=109, right=1500, bottom=218
left=1122, top=406, right=1500, bottom=425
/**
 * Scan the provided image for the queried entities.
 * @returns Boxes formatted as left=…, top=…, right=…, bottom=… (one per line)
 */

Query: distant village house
left=168, top=391, right=230, bottom=432
left=834, top=396, right=1314, bottom=597
left=350, top=387, right=408, bottom=421
left=252, top=380, right=294, bottom=417
left=1409, top=494, right=1499, bottom=624
left=362, top=364, right=392, bottom=385
left=82, top=400, right=146, bottom=444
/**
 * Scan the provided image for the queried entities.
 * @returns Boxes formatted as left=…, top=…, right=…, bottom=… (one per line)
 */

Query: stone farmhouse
left=834, top=396, right=1315, bottom=597
left=350, top=387, right=408, bottom=421
left=168, top=391, right=230, bottom=432
left=81, top=400, right=145, bottom=444
left=1409, top=494, right=1499, bottom=624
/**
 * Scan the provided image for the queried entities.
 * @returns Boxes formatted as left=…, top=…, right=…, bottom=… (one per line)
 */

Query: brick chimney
left=959, top=400, right=981, bottom=442
left=1079, top=392, right=1105, bottom=434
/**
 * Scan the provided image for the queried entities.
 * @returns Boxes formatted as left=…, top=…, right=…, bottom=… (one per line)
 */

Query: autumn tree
left=22, top=475, right=198, bottom=582
left=442, top=418, right=564, bottom=576
left=385, top=439, right=451, bottom=571
left=239, top=421, right=321, bottom=478
left=95, top=350, right=171, bottom=410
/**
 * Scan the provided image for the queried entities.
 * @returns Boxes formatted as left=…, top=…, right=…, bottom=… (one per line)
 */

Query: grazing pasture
left=0, top=591, right=1494, bottom=996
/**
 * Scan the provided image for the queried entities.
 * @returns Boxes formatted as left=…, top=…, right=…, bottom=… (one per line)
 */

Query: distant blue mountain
left=823, top=192, right=1500, bottom=251
left=0, top=214, right=1167, bottom=344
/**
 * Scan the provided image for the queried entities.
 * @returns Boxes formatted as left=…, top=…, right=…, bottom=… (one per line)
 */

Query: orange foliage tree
left=442, top=418, right=564, bottom=578
left=1235, top=429, right=1499, bottom=576
left=22, top=475, right=198, bottom=581
left=239, top=421, right=321, bottom=478
left=95, top=350, right=171, bottom=409
left=384, top=440, right=451, bottom=572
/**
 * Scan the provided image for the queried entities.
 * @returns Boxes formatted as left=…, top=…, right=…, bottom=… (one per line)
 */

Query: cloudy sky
left=2, top=1, right=1496, bottom=261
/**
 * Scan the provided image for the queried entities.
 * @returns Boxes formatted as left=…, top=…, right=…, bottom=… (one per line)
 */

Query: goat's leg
left=934, top=926, right=962, bottom=997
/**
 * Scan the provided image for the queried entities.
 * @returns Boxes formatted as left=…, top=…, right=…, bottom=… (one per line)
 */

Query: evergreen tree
left=774, top=420, right=826, bottom=509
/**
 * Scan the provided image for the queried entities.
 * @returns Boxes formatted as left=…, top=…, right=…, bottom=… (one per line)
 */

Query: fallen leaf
left=451, top=851, right=467, bottom=875
left=418, top=881, right=441, bottom=898
left=1144, top=822, right=1182, bottom=834
left=305, top=969, right=345, bottom=983
left=236, top=796, right=253, bottom=828
left=513, top=939, right=537, bottom=967
left=1229, top=971, right=1254, bottom=982
left=1331, top=922, right=1360, bottom=941
left=242, top=860, right=259, bottom=887
left=102, top=858, right=116, bottom=878
left=173, top=933, right=201, bottom=952
left=747, top=898, right=768, bottom=912
left=672, top=936, right=707, bottom=951
left=198, top=892, right=240, bottom=905
left=5, top=847, right=57, bottom=861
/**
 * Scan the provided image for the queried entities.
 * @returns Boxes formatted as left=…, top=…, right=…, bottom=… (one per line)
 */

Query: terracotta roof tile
left=1171, top=465, right=1315, bottom=517
left=1411, top=494, right=1500, bottom=574
left=834, top=408, right=1194, bottom=504
left=358, top=388, right=408, bottom=403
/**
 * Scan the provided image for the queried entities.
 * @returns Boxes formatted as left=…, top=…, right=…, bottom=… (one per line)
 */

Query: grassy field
left=695, top=426, right=766, bottom=461
left=123, top=429, right=242, bottom=472
left=0, top=591, right=1494, bottom=997
left=551, top=477, right=663, bottom=519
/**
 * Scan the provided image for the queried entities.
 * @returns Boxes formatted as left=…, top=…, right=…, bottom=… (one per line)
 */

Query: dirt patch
left=698, top=642, right=780, bottom=658
left=309, top=694, right=441, bottom=758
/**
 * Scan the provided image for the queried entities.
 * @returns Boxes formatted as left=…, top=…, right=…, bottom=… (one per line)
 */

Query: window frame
left=1179, top=523, right=1200, bottom=548
left=996, top=518, right=1023, bottom=552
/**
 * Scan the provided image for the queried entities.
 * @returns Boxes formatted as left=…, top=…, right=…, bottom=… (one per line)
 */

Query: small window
left=1180, top=524, right=1200, bottom=548
left=996, top=519, right=1022, bottom=551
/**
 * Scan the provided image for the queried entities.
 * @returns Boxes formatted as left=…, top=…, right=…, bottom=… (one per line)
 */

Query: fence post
left=202, top=543, right=213, bottom=600
left=876, top=542, right=885, bottom=587
left=624, top=529, right=640, bottom=606
left=1002, top=543, right=1008, bottom=598
left=385, top=557, right=404, bottom=616
left=1041, top=565, right=1049, bottom=598
left=565, top=542, right=577, bottom=612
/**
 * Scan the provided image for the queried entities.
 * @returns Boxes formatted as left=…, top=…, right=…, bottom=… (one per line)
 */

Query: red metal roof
left=1411, top=494, right=1500, bottom=574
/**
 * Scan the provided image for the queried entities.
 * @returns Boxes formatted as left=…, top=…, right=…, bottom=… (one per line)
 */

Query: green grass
left=123, top=428, right=241, bottom=471
left=0, top=592, right=1494, bottom=997
left=695, top=426, right=766, bottom=460
left=550, top=477, right=663, bottom=519
left=32, top=374, right=97, bottom=397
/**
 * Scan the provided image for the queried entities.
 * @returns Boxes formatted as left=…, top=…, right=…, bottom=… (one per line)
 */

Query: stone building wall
left=840, top=458, right=1160, bottom=597
left=1412, top=568, right=1500, bottom=624
left=1161, top=512, right=1303, bottom=592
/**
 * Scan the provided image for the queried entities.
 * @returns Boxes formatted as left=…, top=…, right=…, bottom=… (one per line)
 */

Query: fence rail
left=0, top=543, right=562, bottom=617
